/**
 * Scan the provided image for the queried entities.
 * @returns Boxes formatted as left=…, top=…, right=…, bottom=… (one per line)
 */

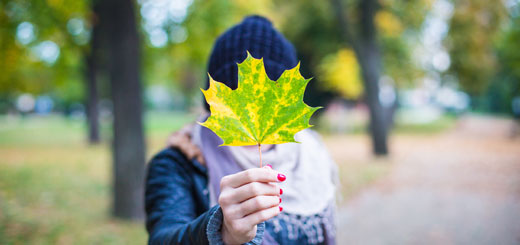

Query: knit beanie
left=204, top=15, right=298, bottom=110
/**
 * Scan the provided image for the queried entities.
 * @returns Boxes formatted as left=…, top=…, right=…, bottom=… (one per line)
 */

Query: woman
left=145, top=15, right=338, bottom=245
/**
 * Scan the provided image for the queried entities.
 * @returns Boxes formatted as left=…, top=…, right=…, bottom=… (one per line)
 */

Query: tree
left=331, top=0, right=388, bottom=155
left=276, top=0, right=428, bottom=155
left=85, top=1, right=103, bottom=144
left=99, top=0, right=146, bottom=220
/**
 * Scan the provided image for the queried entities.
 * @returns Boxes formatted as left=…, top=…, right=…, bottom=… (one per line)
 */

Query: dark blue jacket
left=145, top=148, right=264, bottom=245
left=145, top=147, right=213, bottom=244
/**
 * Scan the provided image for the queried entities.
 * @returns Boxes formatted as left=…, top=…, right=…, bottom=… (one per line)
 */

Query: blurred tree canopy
left=140, top=0, right=276, bottom=108
left=277, top=0, right=430, bottom=102
left=0, top=0, right=428, bottom=107
left=0, top=0, right=89, bottom=107
left=445, top=0, right=507, bottom=95
left=444, top=0, right=519, bottom=113
left=318, top=49, right=363, bottom=100
left=486, top=1, right=520, bottom=114
left=1, top=0, right=518, bottom=114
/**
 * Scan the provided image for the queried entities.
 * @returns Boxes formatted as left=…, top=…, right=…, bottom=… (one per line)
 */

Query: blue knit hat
left=204, top=15, right=298, bottom=110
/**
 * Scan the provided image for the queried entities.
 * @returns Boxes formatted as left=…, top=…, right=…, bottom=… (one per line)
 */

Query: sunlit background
left=1, top=0, right=520, bottom=244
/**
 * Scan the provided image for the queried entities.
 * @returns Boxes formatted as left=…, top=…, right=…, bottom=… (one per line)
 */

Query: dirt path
left=334, top=116, right=520, bottom=245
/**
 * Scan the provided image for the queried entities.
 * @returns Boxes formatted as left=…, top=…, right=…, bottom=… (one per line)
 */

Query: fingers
left=221, top=168, right=284, bottom=189
left=232, top=182, right=280, bottom=203
left=221, top=195, right=280, bottom=221
left=176, top=137, right=203, bottom=162
left=167, top=131, right=190, bottom=149
left=243, top=205, right=281, bottom=225
left=223, top=196, right=279, bottom=220
left=219, top=182, right=279, bottom=206
left=195, top=148, right=205, bottom=165
left=239, top=195, right=280, bottom=217
left=183, top=142, right=199, bottom=161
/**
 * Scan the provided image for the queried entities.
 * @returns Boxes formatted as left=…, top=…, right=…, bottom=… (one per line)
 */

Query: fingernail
left=266, top=164, right=272, bottom=169
left=277, top=174, right=286, bottom=182
left=280, top=188, right=283, bottom=195
left=279, top=206, right=283, bottom=212
left=279, top=197, right=282, bottom=203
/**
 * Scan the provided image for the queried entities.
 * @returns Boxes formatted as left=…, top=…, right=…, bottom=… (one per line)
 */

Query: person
left=145, top=15, right=338, bottom=245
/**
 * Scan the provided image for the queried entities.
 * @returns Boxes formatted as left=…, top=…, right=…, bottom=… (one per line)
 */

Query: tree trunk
left=85, top=10, right=101, bottom=144
left=330, top=0, right=388, bottom=155
left=101, top=0, right=146, bottom=220
left=359, top=0, right=388, bottom=155
left=85, top=58, right=100, bottom=144
left=359, top=45, right=388, bottom=155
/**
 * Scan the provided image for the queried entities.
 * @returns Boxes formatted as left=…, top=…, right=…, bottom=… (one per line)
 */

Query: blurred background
left=1, top=0, right=520, bottom=244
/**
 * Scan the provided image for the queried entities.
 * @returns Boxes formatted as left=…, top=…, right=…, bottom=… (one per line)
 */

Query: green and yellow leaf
left=200, top=52, right=321, bottom=146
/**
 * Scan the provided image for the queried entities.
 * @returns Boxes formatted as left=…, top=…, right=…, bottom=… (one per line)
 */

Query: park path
left=334, top=116, right=520, bottom=245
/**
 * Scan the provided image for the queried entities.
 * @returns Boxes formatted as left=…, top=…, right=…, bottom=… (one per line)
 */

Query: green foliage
left=379, top=0, right=432, bottom=31
left=377, top=0, right=430, bottom=87
left=471, top=10, right=520, bottom=115
left=496, top=11, right=520, bottom=98
left=276, top=0, right=429, bottom=102
left=2, top=0, right=517, bottom=114
left=0, top=0, right=431, bottom=108
left=318, top=49, right=363, bottom=99
left=0, top=0, right=88, bottom=104
left=446, top=0, right=507, bottom=95
left=141, top=0, right=275, bottom=108
left=201, top=53, right=320, bottom=146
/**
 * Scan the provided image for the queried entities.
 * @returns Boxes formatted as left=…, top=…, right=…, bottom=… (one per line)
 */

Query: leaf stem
left=258, top=143, right=262, bottom=168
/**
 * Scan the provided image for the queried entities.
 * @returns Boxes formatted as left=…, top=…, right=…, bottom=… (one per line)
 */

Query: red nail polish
left=279, top=206, right=283, bottom=212
left=280, top=188, right=283, bottom=195
left=279, top=197, right=282, bottom=203
left=277, top=174, right=286, bottom=182
left=266, top=164, right=272, bottom=169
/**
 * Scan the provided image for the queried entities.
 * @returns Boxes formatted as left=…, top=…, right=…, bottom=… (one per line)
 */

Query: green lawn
left=0, top=112, right=195, bottom=245
left=0, top=112, right=454, bottom=244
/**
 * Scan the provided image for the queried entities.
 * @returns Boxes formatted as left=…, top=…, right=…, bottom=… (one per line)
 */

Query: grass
left=393, top=114, right=457, bottom=135
left=0, top=112, right=195, bottom=245
left=0, top=112, right=454, bottom=244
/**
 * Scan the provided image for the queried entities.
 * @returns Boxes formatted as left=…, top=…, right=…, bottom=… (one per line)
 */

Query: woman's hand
left=166, top=124, right=205, bottom=165
left=219, top=166, right=285, bottom=244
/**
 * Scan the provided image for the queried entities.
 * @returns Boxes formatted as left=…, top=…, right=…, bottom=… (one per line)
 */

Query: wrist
left=222, top=219, right=257, bottom=245
left=221, top=220, right=240, bottom=245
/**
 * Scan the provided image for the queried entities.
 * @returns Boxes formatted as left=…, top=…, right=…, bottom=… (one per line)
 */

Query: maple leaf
left=200, top=52, right=321, bottom=166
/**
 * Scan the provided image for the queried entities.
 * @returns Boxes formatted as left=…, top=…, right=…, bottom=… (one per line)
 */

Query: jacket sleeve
left=145, top=149, right=215, bottom=245
left=145, top=149, right=265, bottom=245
